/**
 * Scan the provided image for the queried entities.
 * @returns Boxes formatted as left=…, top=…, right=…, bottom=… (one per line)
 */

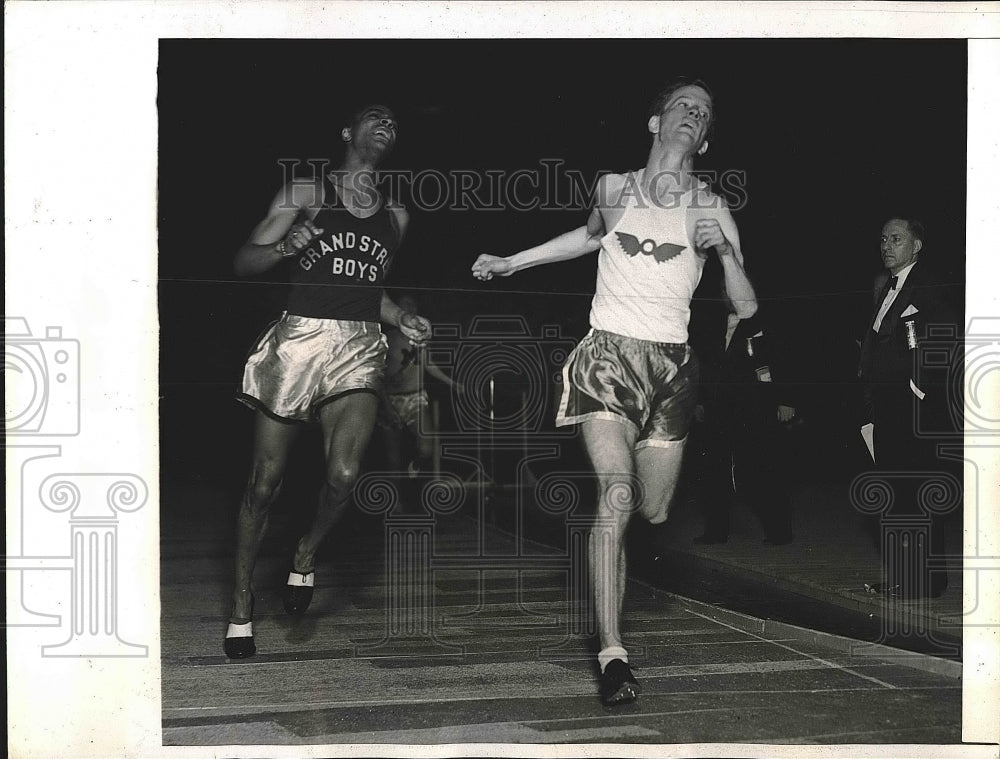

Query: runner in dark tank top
left=285, top=173, right=401, bottom=321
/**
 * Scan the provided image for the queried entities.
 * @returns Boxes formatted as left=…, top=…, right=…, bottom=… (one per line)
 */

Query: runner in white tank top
left=591, top=168, right=737, bottom=343
left=472, top=79, right=757, bottom=706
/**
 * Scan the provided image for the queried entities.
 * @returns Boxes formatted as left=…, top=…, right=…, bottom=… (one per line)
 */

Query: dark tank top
left=285, top=175, right=400, bottom=320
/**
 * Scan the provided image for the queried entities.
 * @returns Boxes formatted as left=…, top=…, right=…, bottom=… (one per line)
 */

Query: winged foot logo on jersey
left=616, top=232, right=686, bottom=263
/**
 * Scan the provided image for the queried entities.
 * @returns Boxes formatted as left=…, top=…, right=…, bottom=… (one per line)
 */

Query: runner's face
left=880, top=219, right=921, bottom=274
left=656, top=86, right=713, bottom=149
left=351, top=105, right=398, bottom=153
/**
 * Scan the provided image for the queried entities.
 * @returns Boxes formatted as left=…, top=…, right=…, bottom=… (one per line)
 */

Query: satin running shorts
left=238, top=312, right=387, bottom=422
left=556, top=329, right=698, bottom=448
left=377, top=389, right=430, bottom=430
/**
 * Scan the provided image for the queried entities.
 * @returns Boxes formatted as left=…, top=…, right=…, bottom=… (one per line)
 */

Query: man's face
left=651, top=85, right=713, bottom=152
left=880, top=219, right=922, bottom=274
left=346, top=105, right=398, bottom=154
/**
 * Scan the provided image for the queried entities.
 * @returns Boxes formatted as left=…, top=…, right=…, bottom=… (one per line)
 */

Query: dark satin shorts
left=556, top=329, right=699, bottom=448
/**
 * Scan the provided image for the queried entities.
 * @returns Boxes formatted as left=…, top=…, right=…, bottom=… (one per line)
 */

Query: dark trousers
left=695, top=403, right=793, bottom=542
left=870, top=388, right=951, bottom=597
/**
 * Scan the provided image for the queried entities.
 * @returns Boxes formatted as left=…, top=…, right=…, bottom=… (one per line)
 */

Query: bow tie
left=888, top=275, right=899, bottom=290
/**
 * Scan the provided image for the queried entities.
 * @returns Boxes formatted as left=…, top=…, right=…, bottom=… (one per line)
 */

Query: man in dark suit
left=690, top=284, right=798, bottom=545
left=859, top=216, right=957, bottom=599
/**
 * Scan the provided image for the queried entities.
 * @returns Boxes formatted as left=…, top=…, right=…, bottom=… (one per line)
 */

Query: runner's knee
left=325, top=460, right=362, bottom=493
left=641, top=499, right=670, bottom=524
left=246, top=461, right=283, bottom=509
left=596, top=474, right=641, bottom=518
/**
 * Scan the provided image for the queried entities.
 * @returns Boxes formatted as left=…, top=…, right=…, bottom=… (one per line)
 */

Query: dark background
left=158, top=38, right=966, bottom=488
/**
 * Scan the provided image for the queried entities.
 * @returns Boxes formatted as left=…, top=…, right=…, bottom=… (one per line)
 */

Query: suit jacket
left=694, top=306, right=797, bottom=418
left=858, top=259, right=956, bottom=424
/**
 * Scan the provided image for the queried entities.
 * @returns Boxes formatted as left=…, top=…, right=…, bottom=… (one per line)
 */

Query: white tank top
left=590, top=170, right=723, bottom=343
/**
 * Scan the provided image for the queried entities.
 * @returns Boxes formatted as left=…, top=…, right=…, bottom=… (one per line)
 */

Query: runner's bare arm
left=470, top=173, right=623, bottom=280
left=234, top=179, right=324, bottom=276
left=471, top=208, right=604, bottom=280
left=693, top=205, right=757, bottom=319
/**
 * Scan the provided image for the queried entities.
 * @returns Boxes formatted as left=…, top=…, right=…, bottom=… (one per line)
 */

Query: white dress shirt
left=873, top=261, right=917, bottom=333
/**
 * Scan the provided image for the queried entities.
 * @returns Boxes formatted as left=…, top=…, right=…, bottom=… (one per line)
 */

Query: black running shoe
left=600, top=659, right=641, bottom=706
left=224, top=594, right=256, bottom=659
left=282, top=570, right=315, bottom=615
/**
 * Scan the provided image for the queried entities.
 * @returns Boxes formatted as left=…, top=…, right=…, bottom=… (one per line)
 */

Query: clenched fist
left=399, top=312, right=432, bottom=345
left=282, top=219, right=324, bottom=257
left=693, top=219, right=733, bottom=256
left=472, top=254, right=514, bottom=281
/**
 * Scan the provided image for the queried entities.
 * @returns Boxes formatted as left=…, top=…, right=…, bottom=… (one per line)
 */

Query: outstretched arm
left=472, top=205, right=605, bottom=280
left=234, top=179, right=324, bottom=276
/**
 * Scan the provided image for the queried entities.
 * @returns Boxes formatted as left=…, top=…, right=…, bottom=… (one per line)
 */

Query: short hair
left=334, top=103, right=399, bottom=160
left=335, top=102, right=398, bottom=134
left=649, top=77, right=716, bottom=135
left=886, top=216, right=926, bottom=243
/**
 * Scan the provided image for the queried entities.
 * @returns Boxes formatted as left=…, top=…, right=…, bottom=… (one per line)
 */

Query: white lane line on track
left=683, top=608, right=900, bottom=690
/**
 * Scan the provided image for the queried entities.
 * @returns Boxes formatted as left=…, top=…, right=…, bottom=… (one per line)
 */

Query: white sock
left=226, top=621, right=253, bottom=639
left=287, top=571, right=315, bottom=587
left=598, top=646, right=628, bottom=674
